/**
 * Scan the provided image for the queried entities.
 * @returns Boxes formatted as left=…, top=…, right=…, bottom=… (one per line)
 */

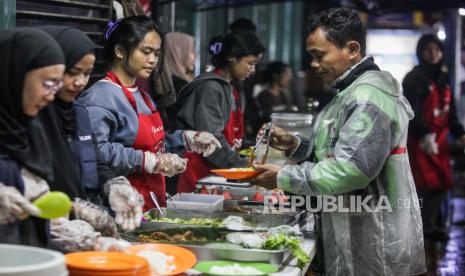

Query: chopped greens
left=264, top=234, right=310, bottom=268
left=145, top=215, right=257, bottom=229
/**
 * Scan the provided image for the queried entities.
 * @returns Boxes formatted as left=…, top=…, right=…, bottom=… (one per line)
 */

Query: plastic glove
left=73, top=198, right=119, bottom=237
left=144, top=152, right=187, bottom=177
left=420, top=133, right=438, bottom=155
left=256, top=124, right=299, bottom=153
left=94, top=237, right=132, bottom=252
left=50, top=217, right=100, bottom=252
left=21, top=167, right=50, bottom=201
left=0, top=183, right=40, bottom=224
left=104, top=176, right=144, bottom=231
left=231, top=138, right=242, bottom=151
left=183, top=130, right=222, bottom=157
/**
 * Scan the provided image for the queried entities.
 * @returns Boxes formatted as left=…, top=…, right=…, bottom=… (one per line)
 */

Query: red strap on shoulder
left=104, top=71, right=156, bottom=112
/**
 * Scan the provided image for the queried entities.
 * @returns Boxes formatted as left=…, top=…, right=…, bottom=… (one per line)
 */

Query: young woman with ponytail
left=78, top=16, right=220, bottom=209
left=175, top=31, right=265, bottom=193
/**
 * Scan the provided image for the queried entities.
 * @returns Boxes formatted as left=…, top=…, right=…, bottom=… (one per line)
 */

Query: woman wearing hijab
left=37, top=26, right=109, bottom=202
left=164, top=32, right=196, bottom=130
left=165, top=32, right=196, bottom=92
left=160, top=32, right=197, bottom=194
left=0, top=28, right=65, bottom=246
left=403, top=34, right=465, bottom=240
left=37, top=27, right=144, bottom=239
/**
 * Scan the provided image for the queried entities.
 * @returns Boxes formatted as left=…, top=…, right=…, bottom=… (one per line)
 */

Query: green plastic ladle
left=32, top=191, right=72, bottom=219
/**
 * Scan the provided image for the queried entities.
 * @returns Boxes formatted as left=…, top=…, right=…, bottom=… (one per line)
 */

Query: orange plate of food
left=126, top=243, right=197, bottom=276
left=210, top=168, right=262, bottom=180
left=65, top=251, right=150, bottom=273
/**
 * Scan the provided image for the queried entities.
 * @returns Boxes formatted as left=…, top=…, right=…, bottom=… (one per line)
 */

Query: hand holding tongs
left=249, top=122, right=273, bottom=166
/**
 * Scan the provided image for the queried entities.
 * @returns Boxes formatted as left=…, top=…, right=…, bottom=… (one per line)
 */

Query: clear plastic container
left=270, top=113, right=313, bottom=138
left=167, top=193, right=224, bottom=212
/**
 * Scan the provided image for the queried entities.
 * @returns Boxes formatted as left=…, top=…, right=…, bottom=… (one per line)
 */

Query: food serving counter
left=127, top=165, right=318, bottom=275
left=184, top=230, right=316, bottom=276
left=125, top=204, right=317, bottom=276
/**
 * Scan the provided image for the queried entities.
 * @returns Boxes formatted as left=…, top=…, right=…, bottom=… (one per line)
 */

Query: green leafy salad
left=264, top=234, right=310, bottom=268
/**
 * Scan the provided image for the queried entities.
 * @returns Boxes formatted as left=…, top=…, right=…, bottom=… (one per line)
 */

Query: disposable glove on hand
left=0, top=183, right=40, bottom=224
left=21, top=167, right=50, bottom=201
left=94, top=237, right=132, bottom=252
left=183, top=130, right=222, bottom=157
left=73, top=198, right=119, bottom=237
left=144, top=152, right=187, bottom=177
left=50, top=217, right=100, bottom=252
left=420, top=133, right=439, bottom=155
left=104, top=176, right=144, bottom=231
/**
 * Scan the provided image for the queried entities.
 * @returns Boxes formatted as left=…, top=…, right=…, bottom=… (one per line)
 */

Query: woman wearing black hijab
left=37, top=26, right=144, bottom=240
left=38, top=26, right=103, bottom=200
left=0, top=28, right=65, bottom=246
left=403, top=34, right=465, bottom=240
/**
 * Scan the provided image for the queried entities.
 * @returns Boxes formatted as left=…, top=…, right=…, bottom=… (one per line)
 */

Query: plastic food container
left=167, top=193, right=224, bottom=211
left=271, top=112, right=313, bottom=138
left=0, top=244, right=67, bottom=276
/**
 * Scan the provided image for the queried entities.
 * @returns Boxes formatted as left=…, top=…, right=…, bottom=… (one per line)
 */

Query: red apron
left=105, top=72, right=166, bottom=210
left=407, top=82, right=453, bottom=191
left=177, top=74, right=244, bottom=193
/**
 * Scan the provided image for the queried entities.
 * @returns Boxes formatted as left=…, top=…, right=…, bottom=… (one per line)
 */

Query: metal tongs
left=249, top=122, right=273, bottom=166
left=150, top=191, right=165, bottom=218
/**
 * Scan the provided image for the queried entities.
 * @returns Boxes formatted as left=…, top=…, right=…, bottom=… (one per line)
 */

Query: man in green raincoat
left=254, top=7, right=426, bottom=276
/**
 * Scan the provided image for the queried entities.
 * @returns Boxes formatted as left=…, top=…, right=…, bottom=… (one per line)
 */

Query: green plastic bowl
left=33, top=191, right=72, bottom=219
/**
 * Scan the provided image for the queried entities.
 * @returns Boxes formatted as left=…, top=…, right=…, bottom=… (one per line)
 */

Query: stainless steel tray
left=195, top=184, right=275, bottom=201
left=223, top=200, right=302, bottom=215
left=179, top=243, right=291, bottom=266
left=140, top=208, right=302, bottom=232
left=122, top=229, right=292, bottom=266
left=126, top=225, right=228, bottom=243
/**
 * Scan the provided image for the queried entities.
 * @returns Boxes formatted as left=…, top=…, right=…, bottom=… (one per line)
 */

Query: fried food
left=138, top=230, right=208, bottom=243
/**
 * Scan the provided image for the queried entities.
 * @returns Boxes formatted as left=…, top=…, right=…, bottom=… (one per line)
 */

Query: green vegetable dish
left=264, top=234, right=310, bottom=268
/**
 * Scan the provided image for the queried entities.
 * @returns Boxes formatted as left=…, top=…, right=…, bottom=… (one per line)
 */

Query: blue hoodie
left=77, top=79, right=184, bottom=176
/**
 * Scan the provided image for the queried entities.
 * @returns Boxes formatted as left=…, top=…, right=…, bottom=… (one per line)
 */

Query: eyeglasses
left=42, top=79, right=63, bottom=96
